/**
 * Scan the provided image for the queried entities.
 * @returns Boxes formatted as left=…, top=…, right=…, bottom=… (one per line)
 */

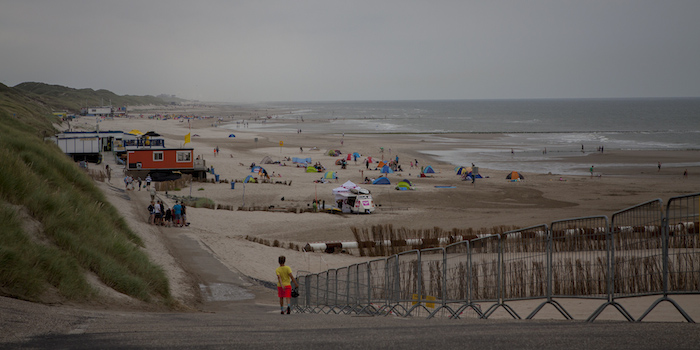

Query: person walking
left=145, top=175, right=152, bottom=190
left=276, top=256, right=299, bottom=315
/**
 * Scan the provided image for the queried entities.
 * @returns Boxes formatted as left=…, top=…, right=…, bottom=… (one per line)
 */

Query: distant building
left=82, top=106, right=113, bottom=117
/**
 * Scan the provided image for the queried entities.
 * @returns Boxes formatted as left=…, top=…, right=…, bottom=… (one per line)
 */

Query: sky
left=2, top=1, right=700, bottom=103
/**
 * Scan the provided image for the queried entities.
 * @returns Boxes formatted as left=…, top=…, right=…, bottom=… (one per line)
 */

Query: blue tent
left=251, top=166, right=264, bottom=173
left=423, top=165, right=436, bottom=173
left=456, top=167, right=468, bottom=175
left=380, top=165, right=394, bottom=174
left=228, top=134, right=236, bottom=137
left=372, top=177, right=391, bottom=185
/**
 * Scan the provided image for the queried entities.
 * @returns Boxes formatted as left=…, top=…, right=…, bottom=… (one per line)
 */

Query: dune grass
left=0, top=116, right=172, bottom=305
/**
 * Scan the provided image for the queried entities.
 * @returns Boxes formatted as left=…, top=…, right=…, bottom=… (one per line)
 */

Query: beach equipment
left=395, top=179, right=414, bottom=190
left=456, top=166, right=471, bottom=175
left=506, top=171, right=524, bottom=180
left=347, top=154, right=352, bottom=160
left=244, top=175, right=255, bottom=183
left=323, top=171, right=338, bottom=179
left=423, top=165, right=436, bottom=173
left=352, top=152, right=361, bottom=159
left=251, top=166, right=264, bottom=173
left=293, top=157, right=312, bottom=164
left=228, top=134, right=236, bottom=138
left=306, top=166, right=318, bottom=173
left=380, top=165, right=394, bottom=174
left=144, top=131, right=160, bottom=137
left=377, top=161, right=387, bottom=168
left=261, top=156, right=274, bottom=164
left=335, top=159, right=344, bottom=165
left=372, top=177, right=391, bottom=185
left=127, top=129, right=144, bottom=136
left=327, top=149, right=342, bottom=156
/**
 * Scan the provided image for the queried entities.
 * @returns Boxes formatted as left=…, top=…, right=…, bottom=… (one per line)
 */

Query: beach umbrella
left=144, top=131, right=160, bottom=137
left=128, top=129, right=144, bottom=136
left=229, top=134, right=236, bottom=138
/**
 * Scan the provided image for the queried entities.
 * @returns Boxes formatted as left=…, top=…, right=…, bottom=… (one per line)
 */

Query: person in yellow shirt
left=276, top=256, right=299, bottom=314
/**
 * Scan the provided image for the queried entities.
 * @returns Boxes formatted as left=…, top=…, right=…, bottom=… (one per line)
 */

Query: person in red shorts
left=276, top=255, right=299, bottom=315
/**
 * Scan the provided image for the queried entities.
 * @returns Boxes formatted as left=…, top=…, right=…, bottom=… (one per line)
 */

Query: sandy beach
left=68, top=104, right=699, bottom=320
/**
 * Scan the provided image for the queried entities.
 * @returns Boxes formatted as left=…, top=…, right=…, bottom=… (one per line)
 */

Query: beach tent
left=506, top=171, right=524, bottom=180
left=395, top=179, right=414, bottom=191
left=372, top=177, right=391, bottom=185
left=228, top=134, right=236, bottom=138
left=377, top=161, right=387, bottom=168
left=251, top=166, right=263, bottom=173
left=347, top=154, right=352, bottom=160
left=456, top=166, right=471, bottom=175
left=292, top=157, right=312, bottom=164
left=261, top=156, right=274, bottom=164
left=423, top=165, right=436, bottom=174
left=244, top=175, right=256, bottom=183
left=380, top=165, right=394, bottom=174
left=335, top=159, right=344, bottom=165
left=323, top=171, right=338, bottom=179
left=327, top=149, right=342, bottom=156
left=306, top=166, right=318, bottom=173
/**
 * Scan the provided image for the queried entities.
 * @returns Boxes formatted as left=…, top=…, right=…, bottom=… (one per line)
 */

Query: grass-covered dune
left=0, top=82, right=174, bottom=307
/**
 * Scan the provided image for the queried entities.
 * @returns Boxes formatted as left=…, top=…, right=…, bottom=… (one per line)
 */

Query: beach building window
left=153, top=151, right=164, bottom=162
left=176, top=151, right=191, bottom=162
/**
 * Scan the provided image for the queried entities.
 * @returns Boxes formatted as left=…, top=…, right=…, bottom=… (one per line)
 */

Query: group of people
left=123, top=174, right=152, bottom=191
left=148, top=200, right=187, bottom=227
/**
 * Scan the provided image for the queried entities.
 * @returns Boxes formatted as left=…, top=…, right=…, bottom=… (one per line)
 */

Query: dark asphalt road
left=2, top=298, right=699, bottom=350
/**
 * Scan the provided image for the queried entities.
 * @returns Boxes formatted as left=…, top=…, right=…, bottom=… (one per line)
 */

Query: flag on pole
left=184, top=132, right=191, bottom=145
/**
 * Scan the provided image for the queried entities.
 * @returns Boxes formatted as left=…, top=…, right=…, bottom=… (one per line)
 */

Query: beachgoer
left=145, top=175, right=152, bottom=190
left=164, top=208, right=172, bottom=227
left=150, top=187, right=156, bottom=201
left=105, top=164, right=111, bottom=182
left=124, top=176, right=129, bottom=190
left=658, top=162, right=661, bottom=172
left=154, top=200, right=163, bottom=225
left=683, top=169, right=688, bottom=178
left=276, top=256, right=299, bottom=315
left=173, top=201, right=182, bottom=226
left=590, top=165, right=594, bottom=178
left=181, top=203, right=187, bottom=227
left=148, top=201, right=155, bottom=224
left=137, top=177, right=142, bottom=191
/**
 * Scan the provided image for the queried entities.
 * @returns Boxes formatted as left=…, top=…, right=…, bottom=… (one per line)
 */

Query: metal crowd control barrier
left=638, top=193, right=698, bottom=322
left=293, top=194, right=698, bottom=322
left=445, top=241, right=482, bottom=318
left=470, top=234, right=514, bottom=319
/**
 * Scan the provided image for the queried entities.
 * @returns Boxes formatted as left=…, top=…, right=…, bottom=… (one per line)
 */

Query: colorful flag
left=184, top=132, right=191, bottom=145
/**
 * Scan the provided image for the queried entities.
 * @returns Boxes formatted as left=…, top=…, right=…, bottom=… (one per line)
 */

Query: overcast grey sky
left=2, top=1, right=699, bottom=102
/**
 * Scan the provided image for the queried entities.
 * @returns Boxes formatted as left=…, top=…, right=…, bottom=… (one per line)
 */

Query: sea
left=225, top=98, right=700, bottom=175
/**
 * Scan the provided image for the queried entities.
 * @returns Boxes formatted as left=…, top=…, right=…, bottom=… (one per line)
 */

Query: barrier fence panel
left=550, top=216, right=610, bottom=300
left=336, top=267, right=349, bottom=313
left=445, top=241, right=481, bottom=318
left=610, top=199, right=665, bottom=298
left=388, top=250, right=420, bottom=316
left=386, top=255, right=400, bottom=314
left=665, top=193, right=700, bottom=295
left=416, top=248, right=446, bottom=318
left=346, top=264, right=359, bottom=313
left=325, top=269, right=337, bottom=314
left=499, top=225, right=570, bottom=320
left=638, top=193, right=699, bottom=323
left=469, top=234, right=501, bottom=318
left=314, top=272, right=326, bottom=313
left=368, top=258, right=388, bottom=313
left=355, top=262, right=371, bottom=313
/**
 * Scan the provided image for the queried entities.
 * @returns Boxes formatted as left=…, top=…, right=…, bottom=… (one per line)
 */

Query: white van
left=337, top=193, right=375, bottom=214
